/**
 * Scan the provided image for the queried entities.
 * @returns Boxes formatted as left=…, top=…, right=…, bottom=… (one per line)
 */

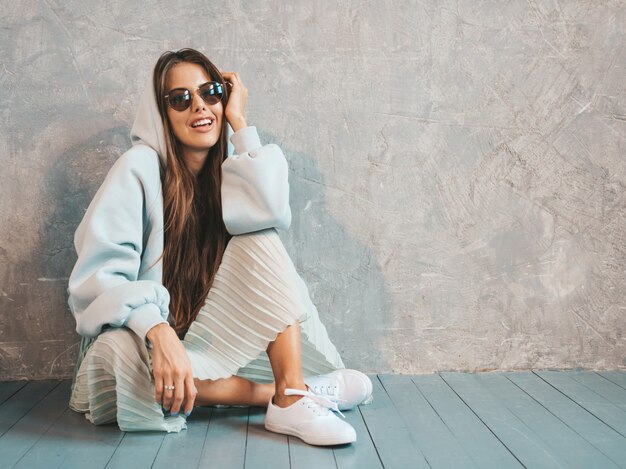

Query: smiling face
left=165, top=62, right=223, bottom=171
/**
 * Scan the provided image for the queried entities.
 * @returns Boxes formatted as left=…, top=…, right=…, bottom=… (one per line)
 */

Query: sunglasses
left=164, top=81, right=225, bottom=112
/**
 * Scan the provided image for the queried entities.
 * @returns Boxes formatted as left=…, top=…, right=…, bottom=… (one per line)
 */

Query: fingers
left=154, top=372, right=197, bottom=416
left=148, top=334, right=196, bottom=417
left=160, top=374, right=176, bottom=411
left=220, top=71, right=247, bottom=91
left=220, top=70, right=241, bottom=82
left=219, top=71, right=248, bottom=126
left=169, top=375, right=186, bottom=415
left=158, top=378, right=197, bottom=416
left=154, top=375, right=164, bottom=406
left=183, top=377, right=198, bottom=416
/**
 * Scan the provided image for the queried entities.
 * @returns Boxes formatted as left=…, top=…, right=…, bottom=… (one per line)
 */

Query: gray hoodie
left=68, top=67, right=291, bottom=380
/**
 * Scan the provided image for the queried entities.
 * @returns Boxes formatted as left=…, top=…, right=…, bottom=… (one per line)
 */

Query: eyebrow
left=167, top=81, right=213, bottom=93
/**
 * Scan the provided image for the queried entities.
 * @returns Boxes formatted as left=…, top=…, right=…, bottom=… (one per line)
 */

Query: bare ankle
left=273, top=381, right=307, bottom=408
left=275, top=377, right=306, bottom=392
left=273, top=393, right=304, bottom=408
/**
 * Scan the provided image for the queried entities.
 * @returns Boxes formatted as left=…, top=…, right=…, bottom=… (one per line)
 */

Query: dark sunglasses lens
left=168, top=90, right=191, bottom=111
left=199, top=82, right=223, bottom=105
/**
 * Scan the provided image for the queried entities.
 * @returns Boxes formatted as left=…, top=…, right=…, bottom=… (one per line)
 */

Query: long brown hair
left=153, top=48, right=233, bottom=337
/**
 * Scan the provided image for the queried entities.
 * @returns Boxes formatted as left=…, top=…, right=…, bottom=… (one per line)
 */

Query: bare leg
left=189, top=376, right=274, bottom=408
left=183, top=322, right=305, bottom=410
left=267, top=322, right=307, bottom=407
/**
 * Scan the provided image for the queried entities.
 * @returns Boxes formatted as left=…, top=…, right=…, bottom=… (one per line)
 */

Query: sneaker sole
left=265, top=421, right=356, bottom=446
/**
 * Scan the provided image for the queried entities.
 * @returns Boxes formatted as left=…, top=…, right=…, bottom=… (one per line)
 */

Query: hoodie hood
left=130, top=65, right=234, bottom=166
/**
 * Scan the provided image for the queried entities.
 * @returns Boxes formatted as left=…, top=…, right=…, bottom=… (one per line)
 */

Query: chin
left=188, top=135, right=219, bottom=150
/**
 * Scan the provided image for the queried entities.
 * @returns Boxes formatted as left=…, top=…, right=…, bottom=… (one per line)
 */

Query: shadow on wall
left=39, top=126, right=131, bottom=378
left=260, top=129, right=393, bottom=374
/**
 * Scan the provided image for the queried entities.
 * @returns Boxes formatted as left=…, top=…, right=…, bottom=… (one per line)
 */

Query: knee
left=89, top=327, right=146, bottom=365
left=229, top=228, right=279, bottom=247
left=225, top=228, right=285, bottom=260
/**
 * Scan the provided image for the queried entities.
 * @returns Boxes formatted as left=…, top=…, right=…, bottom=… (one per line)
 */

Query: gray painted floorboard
left=416, top=373, right=523, bottom=468
left=104, top=430, right=166, bottom=469
left=576, top=371, right=626, bottom=412
left=0, top=371, right=624, bottom=468
left=198, top=406, right=247, bottom=468
left=359, top=376, right=428, bottom=468
left=380, top=374, right=479, bottom=468
left=505, top=371, right=625, bottom=467
left=0, top=380, right=69, bottom=469
left=440, top=372, right=566, bottom=469
left=0, top=381, right=27, bottom=406
left=152, top=406, right=213, bottom=469
left=0, top=380, right=59, bottom=438
left=333, top=405, right=382, bottom=469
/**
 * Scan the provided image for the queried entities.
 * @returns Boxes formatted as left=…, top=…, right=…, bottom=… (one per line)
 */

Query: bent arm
left=221, top=126, right=292, bottom=235
left=68, top=154, right=169, bottom=341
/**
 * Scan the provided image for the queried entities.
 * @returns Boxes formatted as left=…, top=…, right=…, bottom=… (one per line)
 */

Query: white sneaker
left=264, top=388, right=357, bottom=446
left=304, top=369, right=373, bottom=411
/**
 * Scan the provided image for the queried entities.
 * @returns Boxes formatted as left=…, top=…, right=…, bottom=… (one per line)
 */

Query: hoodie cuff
left=126, top=302, right=169, bottom=343
left=229, top=126, right=262, bottom=155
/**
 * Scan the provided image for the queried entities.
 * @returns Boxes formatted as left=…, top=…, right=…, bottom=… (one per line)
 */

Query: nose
left=191, top=89, right=206, bottom=112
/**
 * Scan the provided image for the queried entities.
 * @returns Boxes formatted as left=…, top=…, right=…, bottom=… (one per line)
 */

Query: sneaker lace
left=284, top=388, right=346, bottom=419
left=309, top=383, right=338, bottom=398
left=307, top=382, right=352, bottom=409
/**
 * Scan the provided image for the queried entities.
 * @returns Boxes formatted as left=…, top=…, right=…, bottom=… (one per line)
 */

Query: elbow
left=74, top=319, right=100, bottom=339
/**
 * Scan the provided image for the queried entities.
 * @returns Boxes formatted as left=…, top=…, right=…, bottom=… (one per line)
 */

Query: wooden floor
left=0, top=371, right=625, bottom=468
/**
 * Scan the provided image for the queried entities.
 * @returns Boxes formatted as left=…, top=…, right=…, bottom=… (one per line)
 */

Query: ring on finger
left=164, top=384, right=175, bottom=390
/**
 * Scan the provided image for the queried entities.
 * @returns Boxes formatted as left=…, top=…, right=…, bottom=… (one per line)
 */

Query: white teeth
left=192, top=118, right=212, bottom=128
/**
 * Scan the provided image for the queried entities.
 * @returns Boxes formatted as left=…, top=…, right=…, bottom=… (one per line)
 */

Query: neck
left=183, top=148, right=208, bottom=177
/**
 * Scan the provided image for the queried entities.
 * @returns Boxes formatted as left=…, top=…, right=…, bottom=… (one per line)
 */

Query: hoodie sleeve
left=221, top=126, right=292, bottom=235
left=67, top=152, right=170, bottom=342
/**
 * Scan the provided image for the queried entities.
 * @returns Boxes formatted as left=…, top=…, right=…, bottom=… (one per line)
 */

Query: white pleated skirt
left=69, top=228, right=345, bottom=433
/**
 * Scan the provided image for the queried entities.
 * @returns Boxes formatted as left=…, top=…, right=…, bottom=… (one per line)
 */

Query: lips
left=190, top=117, right=216, bottom=133
left=191, top=117, right=213, bottom=128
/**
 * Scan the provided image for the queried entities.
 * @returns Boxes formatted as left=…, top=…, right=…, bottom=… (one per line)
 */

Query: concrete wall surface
left=1, top=0, right=624, bottom=379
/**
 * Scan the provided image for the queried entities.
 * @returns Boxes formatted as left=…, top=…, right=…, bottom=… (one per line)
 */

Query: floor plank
left=0, top=381, right=69, bottom=469
left=571, top=371, right=626, bottom=412
left=535, top=371, right=626, bottom=436
left=359, top=375, right=429, bottom=468
left=333, top=404, right=383, bottom=469
left=288, top=435, right=337, bottom=469
left=245, top=407, right=290, bottom=468
left=380, top=374, right=479, bottom=468
left=598, top=371, right=626, bottom=390
left=1, top=372, right=624, bottom=468
left=103, top=430, right=166, bottom=469
left=198, top=406, right=248, bottom=468
left=0, top=380, right=60, bottom=437
left=0, top=381, right=27, bottom=406
left=415, top=373, right=523, bottom=468
left=440, top=372, right=569, bottom=468
left=474, top=371, right=618, bottom=469
left=506, top=371, right=625, bottom=467
left=151, top=406, right=212, bottom=469
left=13, top=406, right=124, bottom=469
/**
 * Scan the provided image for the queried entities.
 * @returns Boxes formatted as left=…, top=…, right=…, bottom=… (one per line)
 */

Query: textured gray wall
left=1, top=0, right=624, bottom=380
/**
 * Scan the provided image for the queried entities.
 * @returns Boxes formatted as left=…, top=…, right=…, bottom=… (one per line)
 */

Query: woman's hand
left=146, top=323, right=197, bottom=416
left=220, top=70, right=248, bottom=132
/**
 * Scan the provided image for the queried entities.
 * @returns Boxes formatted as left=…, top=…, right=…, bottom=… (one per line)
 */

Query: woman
left=67, top=48, right=372, bottom=446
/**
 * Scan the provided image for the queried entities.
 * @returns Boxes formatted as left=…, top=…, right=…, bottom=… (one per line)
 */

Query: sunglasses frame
left=164, top=81, right=225, bottom=111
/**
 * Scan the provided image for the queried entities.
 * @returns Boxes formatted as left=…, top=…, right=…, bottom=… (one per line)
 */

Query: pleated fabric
left=69, top=327, right=187, bottom=432
left=69, top=228, right=345, bottom=432
left=183, top=228, right=344, bottom=381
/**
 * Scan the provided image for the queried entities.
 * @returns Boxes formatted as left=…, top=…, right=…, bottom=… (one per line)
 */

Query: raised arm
left=221, top=125, right=292, bottom=235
